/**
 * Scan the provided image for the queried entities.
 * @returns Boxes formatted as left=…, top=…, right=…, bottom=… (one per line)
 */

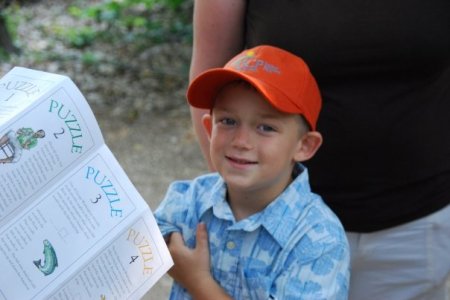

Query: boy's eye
left=220, top=118, right=236, bottom=126
left=258, top=124, right=276, bottom=132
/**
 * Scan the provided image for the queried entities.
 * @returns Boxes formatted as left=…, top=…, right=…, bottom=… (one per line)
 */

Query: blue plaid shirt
left=155, top=165, right=349, bottom=299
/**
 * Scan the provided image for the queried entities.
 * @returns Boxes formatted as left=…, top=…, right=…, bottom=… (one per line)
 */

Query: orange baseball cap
left=187, top=45, right=322, bottom=130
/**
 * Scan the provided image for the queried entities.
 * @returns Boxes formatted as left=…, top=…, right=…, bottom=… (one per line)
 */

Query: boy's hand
left=167, top=224, right=232, bottom=299
left=167, top=223, right=211, bottom=287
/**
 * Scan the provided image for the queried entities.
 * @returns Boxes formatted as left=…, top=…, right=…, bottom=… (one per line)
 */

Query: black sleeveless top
left=245, top=0, right=450, bottom=232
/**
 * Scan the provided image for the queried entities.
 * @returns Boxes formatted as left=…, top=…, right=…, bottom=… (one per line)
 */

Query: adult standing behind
left=188, top=0, right=450, bottom=299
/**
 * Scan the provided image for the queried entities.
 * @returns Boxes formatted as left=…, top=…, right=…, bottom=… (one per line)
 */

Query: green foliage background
left=1, top=0, right=194, bottom=119
left=65, top=0, right=192, bottom=48
left=1, top=0, right=193, bottom=59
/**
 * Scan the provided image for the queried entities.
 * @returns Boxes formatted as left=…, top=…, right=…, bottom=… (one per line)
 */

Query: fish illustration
left=33, top=239, right=58, bottom=276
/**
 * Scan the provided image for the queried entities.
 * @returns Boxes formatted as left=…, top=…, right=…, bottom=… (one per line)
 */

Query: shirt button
left=226, top=241, right=236, bottom=250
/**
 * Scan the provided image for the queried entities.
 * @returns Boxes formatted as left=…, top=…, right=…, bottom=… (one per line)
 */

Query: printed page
left=48, top=212, right=170, bottom=300
left=0, top=67, right=104, bottom=227
left=0, top=67, right=62, bottom=124
left=0, top=146, right=173, bottom=300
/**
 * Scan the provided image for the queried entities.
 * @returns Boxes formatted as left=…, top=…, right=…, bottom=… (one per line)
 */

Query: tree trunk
left=0, top=13, right=20, bottom=55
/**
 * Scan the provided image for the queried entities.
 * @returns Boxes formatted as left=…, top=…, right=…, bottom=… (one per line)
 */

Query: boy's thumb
left=196, top=223, right=208, bottom=249
left=169, top=231, right=184, bottom=247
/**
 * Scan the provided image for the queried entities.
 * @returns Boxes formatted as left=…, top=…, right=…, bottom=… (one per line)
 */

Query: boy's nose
left=231, top=126, right=253, bottom=149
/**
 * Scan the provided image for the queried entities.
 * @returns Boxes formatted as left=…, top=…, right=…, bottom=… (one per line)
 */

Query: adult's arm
left=189, top=0, right=247, bottom=170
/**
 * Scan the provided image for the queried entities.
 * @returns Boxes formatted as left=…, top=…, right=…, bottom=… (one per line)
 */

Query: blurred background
left=1, top=0, right=207, bottom=298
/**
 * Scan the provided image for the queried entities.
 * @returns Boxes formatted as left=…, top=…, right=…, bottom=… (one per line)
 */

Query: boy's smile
left=203, top=82, right=307, bottom=218
left=225, top=155, right=257, bottom=168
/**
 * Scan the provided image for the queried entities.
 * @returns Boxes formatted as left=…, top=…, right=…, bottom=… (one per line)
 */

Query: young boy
left=155, top=45, right=350, bottom=300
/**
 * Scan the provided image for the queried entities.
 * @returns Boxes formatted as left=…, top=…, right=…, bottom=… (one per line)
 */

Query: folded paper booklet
left=0, top=67, right=173, bottom=300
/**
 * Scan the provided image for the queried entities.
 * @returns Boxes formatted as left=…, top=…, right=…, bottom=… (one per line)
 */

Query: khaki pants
left=346, top=205, right=450, bottom=300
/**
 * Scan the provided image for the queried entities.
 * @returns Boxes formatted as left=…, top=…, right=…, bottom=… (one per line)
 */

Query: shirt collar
left=241, top=164, right=313, bottom=247
left=198, top=164, right=314, bottom=248
left=197, top=175, right=234, bottom=220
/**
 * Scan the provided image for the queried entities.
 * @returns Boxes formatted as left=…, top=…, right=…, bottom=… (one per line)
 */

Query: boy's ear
left=294, top=131, right=323, bottom=162
left=201, top=113, right=213, bottom=140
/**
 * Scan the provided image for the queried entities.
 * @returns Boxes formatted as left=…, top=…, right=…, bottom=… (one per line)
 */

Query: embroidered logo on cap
left=229, top=50, right=281, bottom=75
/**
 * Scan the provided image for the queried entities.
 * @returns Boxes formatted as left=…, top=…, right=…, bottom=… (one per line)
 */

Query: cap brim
left=187, top=68, right=302, bottom=115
